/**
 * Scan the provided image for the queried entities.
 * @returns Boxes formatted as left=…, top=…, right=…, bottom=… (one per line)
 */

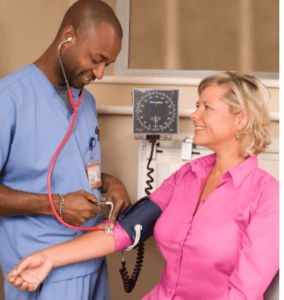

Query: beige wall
left=129, top=0, right=279, bottom=72
left=0, top=1, right=279, bottom=300
left=0, top=0, right=71, bottom=78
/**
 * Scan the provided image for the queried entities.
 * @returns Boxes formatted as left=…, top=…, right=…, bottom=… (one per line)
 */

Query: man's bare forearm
left=101, top=173, right=123, bottom=193
left=0, top=183, right=58, bottom=216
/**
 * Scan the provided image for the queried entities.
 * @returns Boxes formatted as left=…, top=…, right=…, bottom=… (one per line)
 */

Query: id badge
left=87, top=160, right=102, bottom=189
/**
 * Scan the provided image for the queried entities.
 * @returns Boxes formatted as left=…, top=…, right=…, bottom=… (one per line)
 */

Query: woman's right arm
left=220, top=179, right=279, bottom=299
left=7, top=224, right=116, bottom=292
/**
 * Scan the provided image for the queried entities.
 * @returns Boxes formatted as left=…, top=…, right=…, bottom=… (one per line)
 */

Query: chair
left=264, top=270, right=279, bottom=300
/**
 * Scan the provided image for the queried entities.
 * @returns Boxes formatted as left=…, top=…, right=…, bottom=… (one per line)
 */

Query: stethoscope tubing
left=47, top=40, right=107, bottom=230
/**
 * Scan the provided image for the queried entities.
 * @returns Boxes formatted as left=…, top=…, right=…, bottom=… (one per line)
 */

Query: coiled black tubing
left=119, top=243, right=145, bottom=293
left=119, top=140, right=156, bottom=293
left=145, top=140, right=155, bottom=195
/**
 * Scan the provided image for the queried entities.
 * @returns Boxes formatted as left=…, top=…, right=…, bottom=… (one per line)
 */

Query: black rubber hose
left=119, top=243, right=145, bottom=293
left=145, top=140, right=155, bottom=195
left=119, top=140, right=156, bottom=293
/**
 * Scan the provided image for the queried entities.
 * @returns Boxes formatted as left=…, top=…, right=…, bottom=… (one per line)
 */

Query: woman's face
left=190, top=84, right=241, bottom=152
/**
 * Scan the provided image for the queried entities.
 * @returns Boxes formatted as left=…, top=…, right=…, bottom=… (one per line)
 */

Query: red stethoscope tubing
left=47, top=88, right=105, bottom=230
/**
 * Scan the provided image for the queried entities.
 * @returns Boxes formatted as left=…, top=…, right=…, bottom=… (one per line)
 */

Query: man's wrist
left=58, top=193, right=64, bottom=219
left=42, top=193, right=60, bottom=216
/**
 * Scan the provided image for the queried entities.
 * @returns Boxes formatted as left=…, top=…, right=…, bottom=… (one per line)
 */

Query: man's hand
left=60, top=190, right=102, bottom=226
left=0, top=184, right=102, bottom=225
left=7, top=250, right=54, bottom=292
left=101, top=174, right=131, bottom=230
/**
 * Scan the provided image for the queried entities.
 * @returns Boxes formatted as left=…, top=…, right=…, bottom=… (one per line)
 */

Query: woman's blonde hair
left=198, top=71, right=271, bottom=156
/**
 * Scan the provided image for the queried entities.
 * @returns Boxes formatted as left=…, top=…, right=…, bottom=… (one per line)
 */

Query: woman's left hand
left=7, top=250, right=54, bottom=292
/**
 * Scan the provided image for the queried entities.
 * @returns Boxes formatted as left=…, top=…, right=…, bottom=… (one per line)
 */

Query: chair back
left=264, top=270, right=279, bottom=300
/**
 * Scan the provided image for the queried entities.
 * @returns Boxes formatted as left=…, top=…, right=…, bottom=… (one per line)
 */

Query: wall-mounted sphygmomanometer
left=115, top=89, right=179, bottom=293
left=133, top=88, right=179, bottom=136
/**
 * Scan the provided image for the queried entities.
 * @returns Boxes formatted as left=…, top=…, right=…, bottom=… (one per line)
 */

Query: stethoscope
left=47, top=37, right=113, bottom=231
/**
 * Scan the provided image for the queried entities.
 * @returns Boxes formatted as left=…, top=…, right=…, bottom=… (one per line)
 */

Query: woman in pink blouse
left=7, top=72, right=279, bottom=300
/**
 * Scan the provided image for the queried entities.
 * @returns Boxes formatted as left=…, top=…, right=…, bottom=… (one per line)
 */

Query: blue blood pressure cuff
left=116, top=196, right=162, bottom=246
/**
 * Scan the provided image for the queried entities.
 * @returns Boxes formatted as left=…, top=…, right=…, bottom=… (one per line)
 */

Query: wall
left=0, top=0, right=71, bottom=78
left=0, top=1, right=279, bottom=300
left=129, top=0, right=279, bottom=72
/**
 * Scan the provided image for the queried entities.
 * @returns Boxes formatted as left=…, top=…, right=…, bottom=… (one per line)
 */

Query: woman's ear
left=236, top=111, right=248, bottom=131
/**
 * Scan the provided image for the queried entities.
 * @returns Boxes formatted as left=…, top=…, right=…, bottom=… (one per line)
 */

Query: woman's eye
left=205, top=106, right=211, bottom=110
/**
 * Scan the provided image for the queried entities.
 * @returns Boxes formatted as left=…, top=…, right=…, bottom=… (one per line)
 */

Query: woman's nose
left=190, top=109, right=199, bottom=121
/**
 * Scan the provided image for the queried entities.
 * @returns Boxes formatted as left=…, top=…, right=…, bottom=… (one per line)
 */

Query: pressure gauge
left=133, top=89, right=179, bottom=134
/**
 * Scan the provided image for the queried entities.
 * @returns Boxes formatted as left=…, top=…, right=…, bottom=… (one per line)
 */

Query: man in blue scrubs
left=0, top=1, right=130, bottom=299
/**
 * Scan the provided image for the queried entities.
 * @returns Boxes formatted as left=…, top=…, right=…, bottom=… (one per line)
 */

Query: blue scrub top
left=0, top=64, right=106, bottom=283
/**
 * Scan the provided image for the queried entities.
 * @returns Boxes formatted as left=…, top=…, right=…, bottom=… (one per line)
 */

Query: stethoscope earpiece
left=57, top=37, right=73, bottom=90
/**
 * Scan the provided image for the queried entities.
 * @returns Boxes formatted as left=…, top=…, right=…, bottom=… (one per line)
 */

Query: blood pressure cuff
left=116, top=196, right=162, bottom=246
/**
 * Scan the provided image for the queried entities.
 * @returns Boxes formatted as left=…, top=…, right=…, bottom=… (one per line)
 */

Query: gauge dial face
left=133, top=89, right=179, bottom=134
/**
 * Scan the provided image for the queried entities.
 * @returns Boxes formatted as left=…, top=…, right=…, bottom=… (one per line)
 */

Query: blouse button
left=169, top=291, right=172, bottom=295
left=174, top=267, right=178, bottom=272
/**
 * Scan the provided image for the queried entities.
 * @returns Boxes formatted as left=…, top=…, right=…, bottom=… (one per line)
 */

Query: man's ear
left=62, top=25, right=76, bottom=44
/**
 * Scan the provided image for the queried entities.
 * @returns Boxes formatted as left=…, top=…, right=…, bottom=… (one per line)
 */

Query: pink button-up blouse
left=112, top=154, right=279, bottom=300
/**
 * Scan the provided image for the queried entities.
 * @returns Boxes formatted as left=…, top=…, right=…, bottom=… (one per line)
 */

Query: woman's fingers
left=12, top=276, right=23, bottom=288
left=19, top=281, right=30, bottom=291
